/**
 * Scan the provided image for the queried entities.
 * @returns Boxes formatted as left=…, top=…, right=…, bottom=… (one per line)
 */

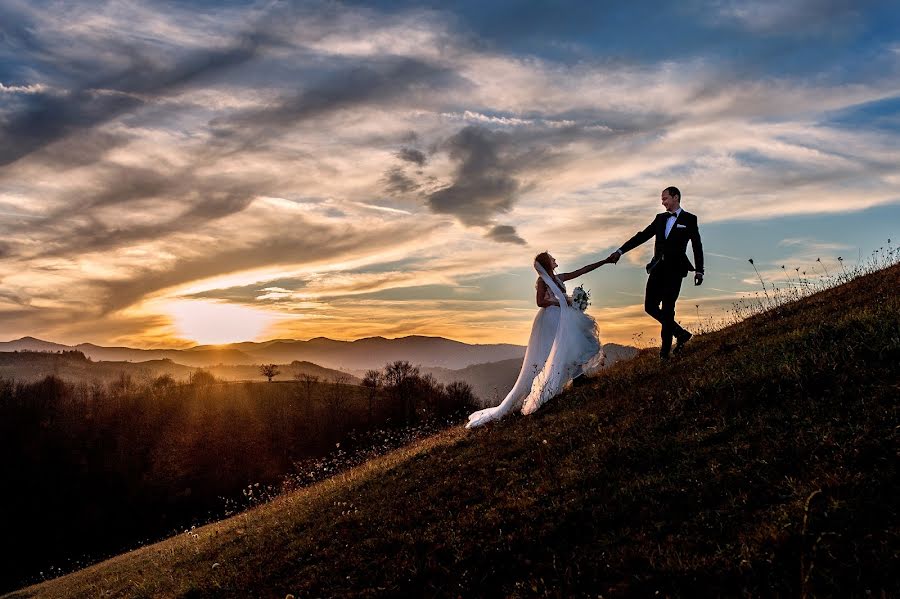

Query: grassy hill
left=7, top=264, right=898, bottom=598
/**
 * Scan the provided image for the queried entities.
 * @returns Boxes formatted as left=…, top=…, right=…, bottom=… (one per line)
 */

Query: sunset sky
left=1, top=0, right=898, bottom=348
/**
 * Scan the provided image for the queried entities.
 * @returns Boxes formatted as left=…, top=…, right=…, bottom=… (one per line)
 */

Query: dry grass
left=6, top=264, right=899, bottom=598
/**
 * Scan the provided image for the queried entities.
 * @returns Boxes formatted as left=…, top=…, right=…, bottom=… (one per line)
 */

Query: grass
left=5, top=263, right=899, bottom=598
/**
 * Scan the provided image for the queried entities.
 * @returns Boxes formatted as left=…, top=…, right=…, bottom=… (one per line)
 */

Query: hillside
left=7, top=264, right=899, bottom=598
left=423, top=343, right=639, bottom=404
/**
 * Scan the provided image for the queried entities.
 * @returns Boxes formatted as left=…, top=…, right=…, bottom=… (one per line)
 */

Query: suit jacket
left=619, top=210, right=704, bottom=277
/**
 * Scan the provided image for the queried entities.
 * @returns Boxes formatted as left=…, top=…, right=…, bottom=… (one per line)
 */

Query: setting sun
left=166, top=300, right=279, bottom=345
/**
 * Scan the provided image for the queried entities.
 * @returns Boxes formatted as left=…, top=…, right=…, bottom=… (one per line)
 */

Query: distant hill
left=0, top=336, right=71, bottom=353
left=207, top=361, right=359, bottom=384
left=0, top=352, right=356, bottom=384
left=77, top=343, right=257, bottom=367
left=235, top=335, right=526, bottom=370
left=422, top=343, right=639, bottom=404
left=0, top=335, right=525, bottom=370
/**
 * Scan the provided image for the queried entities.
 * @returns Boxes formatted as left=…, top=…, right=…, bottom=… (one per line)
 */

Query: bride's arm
left=536, top=279, right=560, bottom=307
left=559, top=258, right=611, bottom=281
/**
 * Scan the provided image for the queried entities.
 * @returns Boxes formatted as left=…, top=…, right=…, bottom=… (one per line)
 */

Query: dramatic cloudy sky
left=1, top=0, right=898, bottom=347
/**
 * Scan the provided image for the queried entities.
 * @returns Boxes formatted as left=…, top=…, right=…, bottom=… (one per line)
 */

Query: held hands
left=694, top=272, right=704, bottom=286
left=606, top=251, right=621, bottom=264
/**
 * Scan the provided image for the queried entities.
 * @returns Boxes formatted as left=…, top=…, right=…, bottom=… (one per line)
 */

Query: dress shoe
left=673, top=331, right=693, bottom=355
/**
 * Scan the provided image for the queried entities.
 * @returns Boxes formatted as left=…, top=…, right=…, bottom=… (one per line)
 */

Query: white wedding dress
left=466, top=261, right=605, bottom=428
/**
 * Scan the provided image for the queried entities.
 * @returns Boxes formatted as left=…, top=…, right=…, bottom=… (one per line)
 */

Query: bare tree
left=259, top=364, right=281, bottom=382
left=328, top=374, right=351, bottom=407
left=326, top=374, right=351, bottom=433
left=384, top=360, right=420, bottom=425
left=294, top=372, right=319, bottom=403
left=444, top=380, right=476, bottom=413
left=362, top=369, right=382, bottom=425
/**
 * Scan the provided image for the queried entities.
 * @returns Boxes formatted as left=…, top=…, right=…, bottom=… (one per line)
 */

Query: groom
left=608, top=187, right=704, bottom=360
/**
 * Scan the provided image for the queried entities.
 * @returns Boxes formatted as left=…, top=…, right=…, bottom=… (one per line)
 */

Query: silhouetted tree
left=294, top=372, right=320, bottom=426
left=326, top=374, right=351, bottom=431
left=444, top=380, right=477, bottom=414
left=189, top=369, right=217, bottom=386
left=151, top=374, right=177, bottom=393
left=384, top=360, right=420, bottom=424
left=362, top=369, right=382, bottom=425
left=259, top=364, right=281, bottom=382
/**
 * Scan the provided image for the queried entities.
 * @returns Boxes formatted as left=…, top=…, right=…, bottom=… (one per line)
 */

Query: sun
left=166, top=299, right=278, bottom=345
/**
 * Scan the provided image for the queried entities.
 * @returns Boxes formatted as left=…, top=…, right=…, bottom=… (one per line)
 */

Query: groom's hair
left=664, top=186, right=681, bottom=201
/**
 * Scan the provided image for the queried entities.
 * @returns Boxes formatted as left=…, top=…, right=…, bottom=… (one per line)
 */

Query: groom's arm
left=616, top=219, right=656, bottom=256
left=691, top=216, right=704, bottom=274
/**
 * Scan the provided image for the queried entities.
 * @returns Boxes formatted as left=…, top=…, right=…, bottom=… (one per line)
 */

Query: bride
left=466, top=252, right=611, bottom=428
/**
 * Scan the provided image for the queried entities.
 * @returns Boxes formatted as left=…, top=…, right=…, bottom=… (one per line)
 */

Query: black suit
left=619, top=209, right=704, bottom=356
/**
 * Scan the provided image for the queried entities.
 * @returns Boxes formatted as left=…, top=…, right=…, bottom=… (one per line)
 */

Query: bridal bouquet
left=572, top=286, right=590, bottom=311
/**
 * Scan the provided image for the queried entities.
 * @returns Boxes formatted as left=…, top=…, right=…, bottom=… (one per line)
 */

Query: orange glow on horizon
left=165, top=300, right=282, bottom=346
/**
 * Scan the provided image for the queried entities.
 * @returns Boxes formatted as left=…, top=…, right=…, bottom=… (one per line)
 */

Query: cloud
left=0, top=34, right=266, bottom=167
left=0, top=83, right=48, bottom=94
left=486, top=224, right=527, bottom=245
left=209, top=56, right=465, bottom=147
left=383, top=167, right=421, bottom=194
left=709, top=0, right=864, bottom=35
left=425, top=125, right=526, bottom=228
left=396, top=147, right=427, bottom=165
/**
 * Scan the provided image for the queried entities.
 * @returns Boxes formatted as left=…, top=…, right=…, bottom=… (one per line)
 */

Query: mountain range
left=0, top=335, right=526, bottom=371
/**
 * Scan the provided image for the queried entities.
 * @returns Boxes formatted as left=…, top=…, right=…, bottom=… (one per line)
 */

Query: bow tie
left=663, top=212, right=677, bottom=218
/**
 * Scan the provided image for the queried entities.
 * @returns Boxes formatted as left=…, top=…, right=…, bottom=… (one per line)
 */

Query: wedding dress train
left=466, top=262, right=605, bottom=428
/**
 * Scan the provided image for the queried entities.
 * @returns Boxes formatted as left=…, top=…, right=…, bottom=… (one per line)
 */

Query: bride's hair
left=534, top=251, right=564, bottom=290
left=534, top=251, right=554, bottom=274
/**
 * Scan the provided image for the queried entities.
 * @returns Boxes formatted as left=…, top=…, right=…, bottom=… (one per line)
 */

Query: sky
left=0, top=0, right=898, bottom=348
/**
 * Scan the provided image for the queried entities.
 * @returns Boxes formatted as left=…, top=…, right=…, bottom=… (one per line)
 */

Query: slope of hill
left=423, top=343, right=639, bottom=403
left=7, top=265, right=898, bottom=598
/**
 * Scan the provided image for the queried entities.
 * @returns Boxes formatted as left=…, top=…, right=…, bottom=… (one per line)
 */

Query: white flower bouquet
left=572, top=285, right=590, bottom=311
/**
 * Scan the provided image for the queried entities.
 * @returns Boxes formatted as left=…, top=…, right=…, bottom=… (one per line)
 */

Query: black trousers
left=645, top=266, right=687, bottom=355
